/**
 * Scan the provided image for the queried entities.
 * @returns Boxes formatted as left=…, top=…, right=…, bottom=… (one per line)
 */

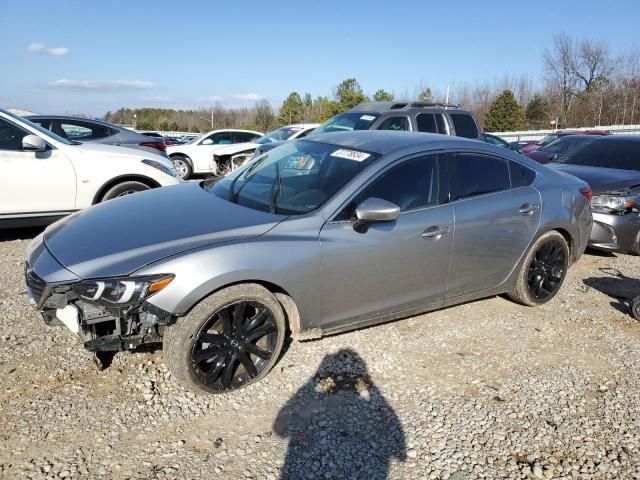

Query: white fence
left=491, top=125, right=640, bottom=142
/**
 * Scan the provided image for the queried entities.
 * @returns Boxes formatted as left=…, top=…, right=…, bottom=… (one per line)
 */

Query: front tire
left=100, top=181, right=150, bottom=202
left=507, top=231, right=569, bottom=306
left=163, top=284, right=286, bottom=394
left=171, top=155, right=193, bottom=180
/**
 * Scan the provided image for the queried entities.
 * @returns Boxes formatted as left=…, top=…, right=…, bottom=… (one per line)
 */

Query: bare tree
left=544, top=33, right=579, bottom=127
left=254, top=99, right=275, bottom=132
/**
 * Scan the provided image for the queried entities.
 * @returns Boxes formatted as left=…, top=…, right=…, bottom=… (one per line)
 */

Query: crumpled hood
left=43, top=182, right=283, bottom=278
left=548, top=164, right=640, bottom=192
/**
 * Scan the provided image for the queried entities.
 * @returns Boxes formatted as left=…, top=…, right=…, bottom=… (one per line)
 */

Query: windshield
left=538, top=134, right=558, bottom=147
left=186, top=135, right=202, bottom=144
left=210, top=139, right=377, bottom=215
left=551, top=138, right=600, bottom=165
left=255, top=127, right=303, bottom=144
left=311, top=112, right=380, bottom=136
left=3, top=110, right=73, bottom=145
left=540, top=136, right=591, bottom=154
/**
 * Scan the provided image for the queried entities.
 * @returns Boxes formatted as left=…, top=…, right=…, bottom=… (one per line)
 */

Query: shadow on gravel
left=583, top=267, right=640, bottom=317
left=274, top=349, right=405, bottom=480
left=0, top=226, right=45, bottom=242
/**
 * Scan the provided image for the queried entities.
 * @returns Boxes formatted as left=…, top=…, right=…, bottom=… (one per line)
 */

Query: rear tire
left=631, top=296, right=640, bottom=321
left=507, top=231, right=569, bottom=306
left=163, top=283, right=286, bottom=394
left=100, top=181, right=150, bottom=202
left=171, top=155, right=193, bottom=180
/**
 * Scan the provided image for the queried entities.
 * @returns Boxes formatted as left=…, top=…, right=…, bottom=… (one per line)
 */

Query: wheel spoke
left=204, top=354, right=227, bottom=383
left=193, top=345, right=225, bottom=362
left=245, top=309, right=268, bottom=333
left=233, top=302, right=247, bottom=333
left=246, top=323, right=276, bottom=342
left=238, top=352, right=258, bottom=378
left=221, top=352, right=238, bottom=388
left=245, top=342, right=272, bottom=360
left=198, top=333, right=227, bottom=345
left=218, top=308, right=232, bottom=333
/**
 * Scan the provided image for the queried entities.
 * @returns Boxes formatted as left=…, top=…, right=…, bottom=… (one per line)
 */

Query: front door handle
left=519, top=203, right=539, bottom=215
left=422, top=225, right=450, bottom=239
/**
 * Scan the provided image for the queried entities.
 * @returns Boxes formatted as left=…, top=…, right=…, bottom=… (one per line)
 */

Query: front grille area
left=25, top=264, right=46, bottom=305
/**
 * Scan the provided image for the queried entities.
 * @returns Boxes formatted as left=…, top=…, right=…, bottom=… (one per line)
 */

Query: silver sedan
left=24, top=131, right=592, bottom=393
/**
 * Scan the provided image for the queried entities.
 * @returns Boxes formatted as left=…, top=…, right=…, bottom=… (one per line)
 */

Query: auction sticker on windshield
left=360, top=115, right=376, bottom=121
left=331, top=149, right=371, bottom=162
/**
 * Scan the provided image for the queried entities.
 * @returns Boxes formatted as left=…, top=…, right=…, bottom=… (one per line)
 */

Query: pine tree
left=277, top=92, right=304, bottom=126
left=373, top=89, right=394, bottom=102
left=484, top=90, right=525, bottom=132
left=525, top=95, right=549, bottom=129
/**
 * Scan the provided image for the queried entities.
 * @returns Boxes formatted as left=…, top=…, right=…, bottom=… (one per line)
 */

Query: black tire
left=631, top=296, right=640, bottom=321
left=100, top=181, right=150, bottom=202
left=170, top=155, right=193, bottom=180
left=163, top=283, right=286, bottom=394
left=507, top=230, right=569, bottom=306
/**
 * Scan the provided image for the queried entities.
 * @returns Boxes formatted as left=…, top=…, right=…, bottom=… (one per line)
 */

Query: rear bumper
left=589, top=212, right=640, bottom=253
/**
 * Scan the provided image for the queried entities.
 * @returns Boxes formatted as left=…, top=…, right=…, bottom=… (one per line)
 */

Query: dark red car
left=524, top=135, right=599, bottom=164
left=520, top=130, right=610, bottom=154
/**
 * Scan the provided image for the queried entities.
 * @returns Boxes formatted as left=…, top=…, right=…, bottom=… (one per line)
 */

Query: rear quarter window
left=510, top=161, right=536, bottom=187
left=449, top=113, right=479, bottom=139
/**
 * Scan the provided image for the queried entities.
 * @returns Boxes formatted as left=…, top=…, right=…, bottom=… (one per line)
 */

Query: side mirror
left=22, top=135, right=47, bottom=152
left=202, top=138, right=213, bottom=145
left=354, top=197, right=400, bottom=232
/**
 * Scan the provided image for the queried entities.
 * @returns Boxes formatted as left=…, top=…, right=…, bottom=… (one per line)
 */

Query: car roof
left=588, top=135, right=640, bottom=143
left=304, top=130, right=479, bottom=155
left=348, top=101, right=472, bottom=114
left=28, top=114, right=113, bottom=124
left=201, top=129, right=263, bottom=136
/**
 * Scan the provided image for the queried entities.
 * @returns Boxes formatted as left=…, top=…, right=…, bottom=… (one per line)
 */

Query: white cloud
left=28, top=42, right=69, bottom=56
left=233, top=93, right=263, bottom=102
left=50, top=79, right=157, bottom=91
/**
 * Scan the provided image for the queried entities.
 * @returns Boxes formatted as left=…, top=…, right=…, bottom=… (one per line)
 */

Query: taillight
left=580, top=186, right=593, bottom=202
left=140, top=141, right=167, bottom=152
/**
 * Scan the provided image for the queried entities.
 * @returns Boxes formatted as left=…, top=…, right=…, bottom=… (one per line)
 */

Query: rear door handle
left=422, top=225, right=450, bottom=239
left=519, top=203, right=539, bottom=215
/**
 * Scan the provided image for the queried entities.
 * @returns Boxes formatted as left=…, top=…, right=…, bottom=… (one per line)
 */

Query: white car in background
left=166, top=129, right=263, bottom=179
left=250, top=124, right=320, bottom=159
left=0, top=109, right=182, bottom=228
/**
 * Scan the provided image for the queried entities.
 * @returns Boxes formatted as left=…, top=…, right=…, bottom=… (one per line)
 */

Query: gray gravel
left=1, top=232, right=640, bottom=479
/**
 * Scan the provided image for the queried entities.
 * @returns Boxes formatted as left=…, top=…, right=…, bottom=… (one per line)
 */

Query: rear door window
left=234, top=132, right=261, bottom=143
left=449, top=113, right=479, bottom=139
left=377, top=117, right=410, bottom=131
left=416, top=114, right=438, bottom=133
left=58, top=120, right=115, bottom=141
left=448, top=152, right=510, bottom=200
left=606, top=141, right=640, bottom=171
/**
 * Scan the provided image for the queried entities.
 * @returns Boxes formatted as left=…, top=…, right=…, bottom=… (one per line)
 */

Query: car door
left=0, top=118, right=76, bottom=215
left=318, top=153, right=453, bottom=330
left=445, top=151, right=541, bottom=297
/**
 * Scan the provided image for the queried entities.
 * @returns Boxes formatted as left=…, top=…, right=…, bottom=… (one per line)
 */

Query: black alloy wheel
left=526, top=238, right=567, bottom=300
left=190, top=300, right=278, bottom=391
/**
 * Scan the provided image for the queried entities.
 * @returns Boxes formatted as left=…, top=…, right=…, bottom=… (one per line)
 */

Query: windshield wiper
left=270, top=161, right=282, bottom=214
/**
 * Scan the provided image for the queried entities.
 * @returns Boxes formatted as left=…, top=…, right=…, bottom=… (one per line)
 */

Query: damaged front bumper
left=25, top=239, right=174, bottom=353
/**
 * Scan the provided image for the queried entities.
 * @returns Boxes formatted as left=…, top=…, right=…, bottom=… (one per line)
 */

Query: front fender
left=140, top=236, right=321, bottom=325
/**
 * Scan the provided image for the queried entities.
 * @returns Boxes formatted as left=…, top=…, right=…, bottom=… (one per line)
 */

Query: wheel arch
left=92, top=175, right=161, bottom=204
left=176, top=279, right=313, bottom=341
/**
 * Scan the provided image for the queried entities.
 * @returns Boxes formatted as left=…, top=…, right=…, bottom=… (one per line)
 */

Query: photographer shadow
left=274, top=348, right=406, bottom=480
left=583, top=267, right=640, bottom=316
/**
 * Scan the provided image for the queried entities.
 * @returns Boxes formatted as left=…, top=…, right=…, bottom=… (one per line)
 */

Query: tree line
left=104, top=34, right=640, bottom=134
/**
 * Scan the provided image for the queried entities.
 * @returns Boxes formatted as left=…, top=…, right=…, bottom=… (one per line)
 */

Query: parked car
left=25, top=131, right=591, bottom=393
left=254, top=102, right=481, bottom=161
left=549, top=135, right=640, bottom=254
left=525, top=135, right=597, bottom=164
left=28, top=116, right=168, bottom=158
left=520, top=130, right=610, bottom=154
left=251, top=124, right=320, bottom=158
left=480, top=133, right=514, bottom=149
left=0, top=109, right=181, bottom=228
left=166, top=129, right=262, bottom=179
left=510, top=140, right=532, bottom=151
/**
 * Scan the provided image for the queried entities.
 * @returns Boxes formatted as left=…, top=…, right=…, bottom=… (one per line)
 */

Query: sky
left=1, top=0, right=639, bottom=116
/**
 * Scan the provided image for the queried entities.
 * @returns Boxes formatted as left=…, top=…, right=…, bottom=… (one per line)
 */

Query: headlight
left=74, top=274, right=174, bottom=307
left=591, top=194, right=637, bottom=214
left=142, top=159, right=180, bottom=178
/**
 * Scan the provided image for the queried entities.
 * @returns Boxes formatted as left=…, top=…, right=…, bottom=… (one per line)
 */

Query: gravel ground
left=1, top=229, right=640, bottom=479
